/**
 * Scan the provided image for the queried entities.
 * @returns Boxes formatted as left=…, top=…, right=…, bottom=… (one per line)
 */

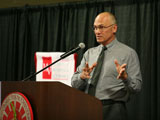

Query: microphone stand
left=22, top=55, right=66, bottom=81
left=22, top=43, right=85, bottom=81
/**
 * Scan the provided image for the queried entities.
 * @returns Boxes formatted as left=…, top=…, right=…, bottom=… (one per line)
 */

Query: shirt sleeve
left=122, top=49, right=142, bottom=93
left=71, top=51, right=88, bottom=91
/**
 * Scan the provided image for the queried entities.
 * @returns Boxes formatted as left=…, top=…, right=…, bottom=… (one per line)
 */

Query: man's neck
left=101, top=36, right=116, bottom=46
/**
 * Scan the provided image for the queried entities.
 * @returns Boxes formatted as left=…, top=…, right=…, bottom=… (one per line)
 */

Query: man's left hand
left=114, top=59, right=128, bottom=80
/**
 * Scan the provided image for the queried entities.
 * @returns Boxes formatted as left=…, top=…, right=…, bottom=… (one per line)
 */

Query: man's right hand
left=80, top=62, right=97, bottom=80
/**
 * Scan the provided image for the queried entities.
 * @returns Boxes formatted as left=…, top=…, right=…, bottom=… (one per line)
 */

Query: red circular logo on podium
left=0, top=92, right=34, bottom=120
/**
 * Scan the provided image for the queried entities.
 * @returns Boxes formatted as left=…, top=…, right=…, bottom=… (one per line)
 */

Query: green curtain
left=0, top=0, right=160, bottom=120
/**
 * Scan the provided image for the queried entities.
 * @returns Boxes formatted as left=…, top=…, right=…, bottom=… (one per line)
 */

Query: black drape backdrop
left=0, top=0, right=160, bottom=120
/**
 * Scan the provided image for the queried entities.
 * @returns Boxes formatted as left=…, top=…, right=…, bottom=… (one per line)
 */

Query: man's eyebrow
left=93, top=24, right=104, bottom=26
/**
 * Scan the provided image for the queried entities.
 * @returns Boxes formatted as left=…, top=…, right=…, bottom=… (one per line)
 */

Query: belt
left=101, top=99, right=125, bottom=105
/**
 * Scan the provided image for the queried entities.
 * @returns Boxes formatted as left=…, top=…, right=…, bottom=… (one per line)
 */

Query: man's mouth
left=96, top=36, right=102, bottom=39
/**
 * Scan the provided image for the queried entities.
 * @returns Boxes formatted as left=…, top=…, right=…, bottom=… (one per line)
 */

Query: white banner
left=35, top=52, right=77, bottom=86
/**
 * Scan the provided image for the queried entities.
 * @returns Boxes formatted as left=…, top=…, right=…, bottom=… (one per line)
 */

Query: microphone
left=60, top=43, right=85, bottom=58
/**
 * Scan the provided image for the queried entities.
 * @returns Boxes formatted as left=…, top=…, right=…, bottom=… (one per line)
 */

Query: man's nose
left=94, top=29, right=101, bottom=34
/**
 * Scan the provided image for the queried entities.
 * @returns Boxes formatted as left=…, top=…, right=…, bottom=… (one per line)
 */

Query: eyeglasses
left=93, top=24, right=115, bottom=31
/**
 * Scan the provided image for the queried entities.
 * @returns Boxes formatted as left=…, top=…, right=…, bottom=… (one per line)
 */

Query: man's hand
left=80, top=62, right=97, bottom=80
left=114, top=59, right=128, bottom=80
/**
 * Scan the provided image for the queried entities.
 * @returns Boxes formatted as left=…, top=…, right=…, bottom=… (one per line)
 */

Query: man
left=71, top=12, right=142, bottom=120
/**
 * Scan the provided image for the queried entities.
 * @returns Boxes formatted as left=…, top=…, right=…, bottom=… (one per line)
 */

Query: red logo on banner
left=42, top=57, right=52, bottom=79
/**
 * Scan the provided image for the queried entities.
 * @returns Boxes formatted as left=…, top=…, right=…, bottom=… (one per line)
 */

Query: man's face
left=93, top=14, right=117, bottom=46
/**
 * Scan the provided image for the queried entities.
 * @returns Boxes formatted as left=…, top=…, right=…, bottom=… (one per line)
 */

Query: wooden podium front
left=1, top=81, right=103, bottom=120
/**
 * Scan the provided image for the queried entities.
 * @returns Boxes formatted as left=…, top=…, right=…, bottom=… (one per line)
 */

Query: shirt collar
left=100, top=38, right=118, bottom=51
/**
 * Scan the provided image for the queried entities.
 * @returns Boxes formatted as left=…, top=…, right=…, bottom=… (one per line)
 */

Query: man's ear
left=113, top=24, right=118, bottom=34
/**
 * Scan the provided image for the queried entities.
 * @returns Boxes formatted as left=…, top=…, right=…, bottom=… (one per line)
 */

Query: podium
left=1, top=81, right=103, bottom=120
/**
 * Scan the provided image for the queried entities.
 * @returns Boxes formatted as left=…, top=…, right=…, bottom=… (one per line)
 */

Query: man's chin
left=96, top=39, right=104, bottom=44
